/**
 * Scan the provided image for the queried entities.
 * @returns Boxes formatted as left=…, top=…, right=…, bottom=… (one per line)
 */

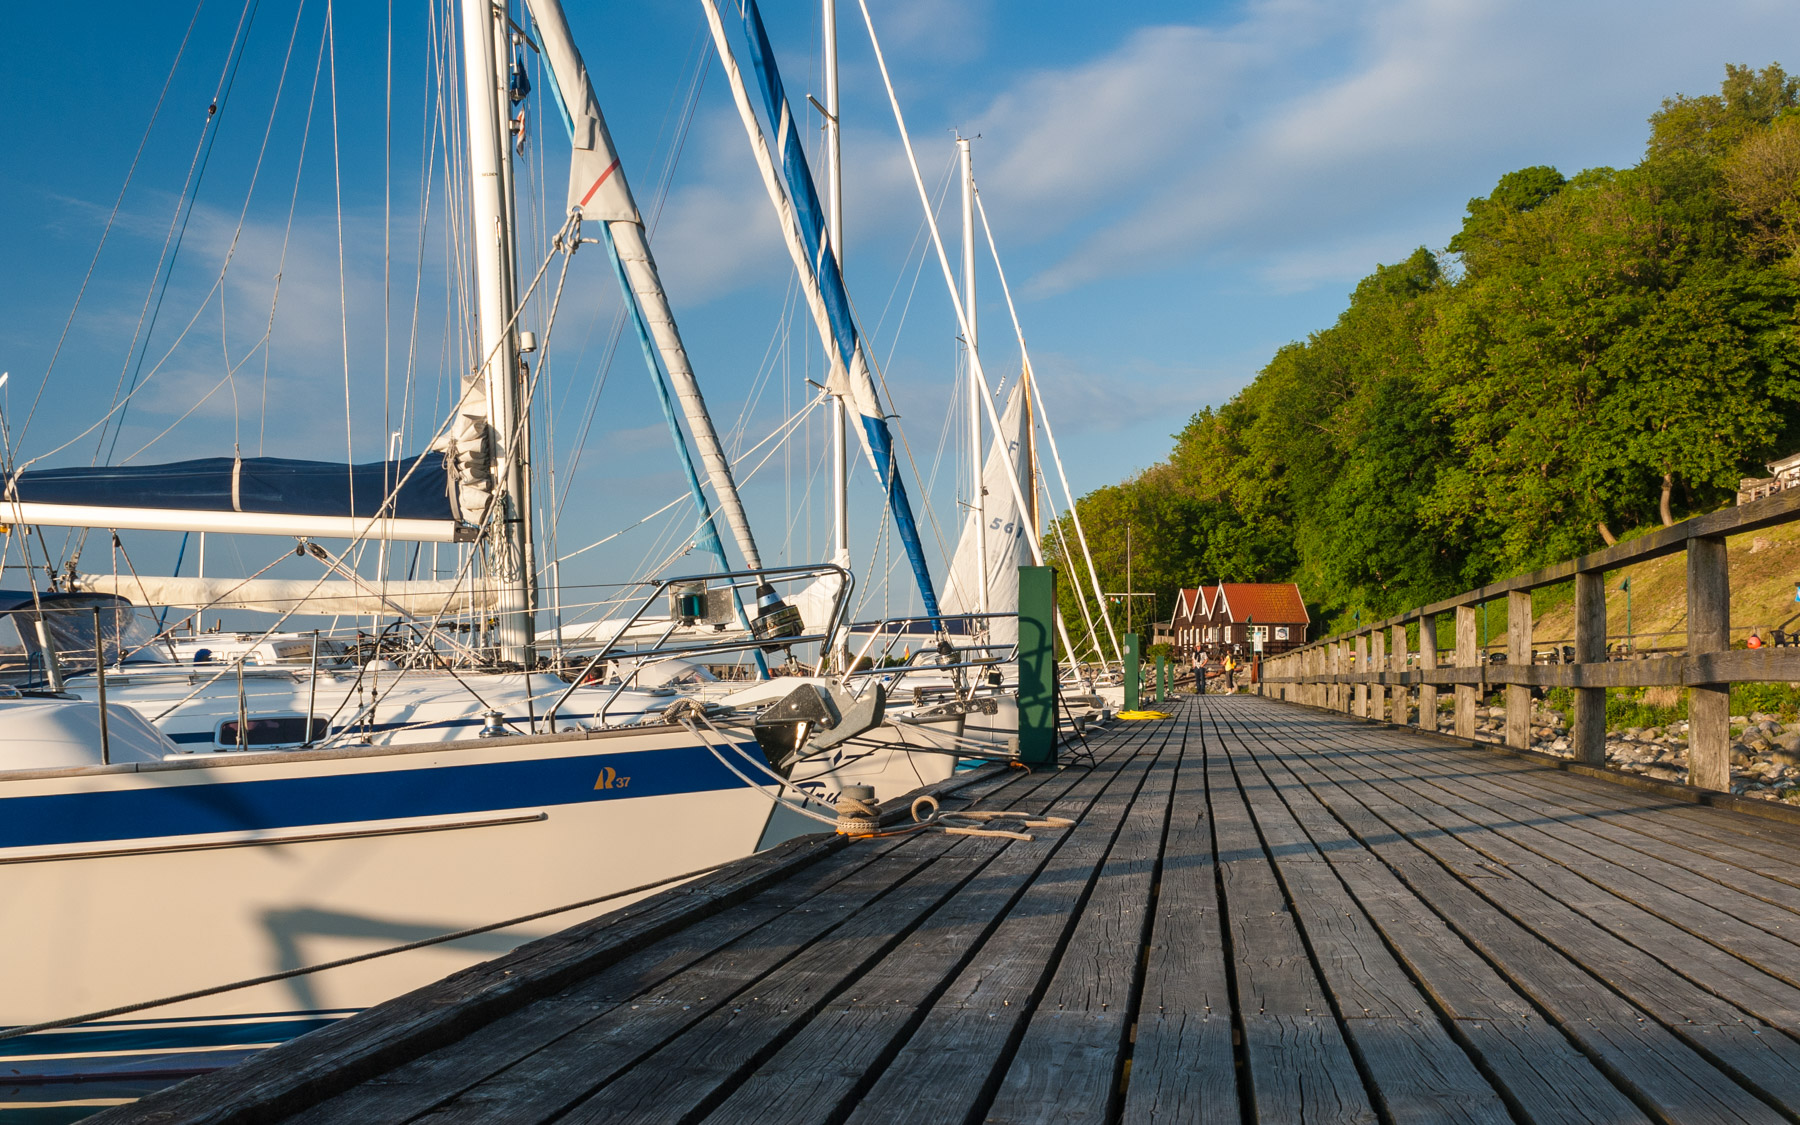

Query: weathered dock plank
left=840, top=716, right=1177, bottom=1125
left=1218, top=715, right=1652, bottom=1125
left=980, top=709, right=1184, bottom=1124
left=1208, top=714, right=1514, bottom=1125
left=1248, top=711, right=1791, bottom=1123
left=88, top=693, right=1800, bottom=1125
left=1118, top=707, right=1236, bottom=1125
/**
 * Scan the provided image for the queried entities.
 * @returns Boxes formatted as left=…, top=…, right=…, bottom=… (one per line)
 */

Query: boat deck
left=94, top=693, right=1800, bottom=1124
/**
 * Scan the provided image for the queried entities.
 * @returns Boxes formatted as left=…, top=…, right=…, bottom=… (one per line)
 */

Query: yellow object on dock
left=1116, top=710, right=1172, bottom=721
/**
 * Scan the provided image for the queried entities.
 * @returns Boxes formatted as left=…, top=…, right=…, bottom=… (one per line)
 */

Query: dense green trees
left=1049, top=66, right=1800, bottom=644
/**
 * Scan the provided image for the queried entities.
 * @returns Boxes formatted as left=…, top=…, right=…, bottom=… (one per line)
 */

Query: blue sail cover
left=732, top=0, right=943, bottom=623
left=10, top=455, right=457, bottom=522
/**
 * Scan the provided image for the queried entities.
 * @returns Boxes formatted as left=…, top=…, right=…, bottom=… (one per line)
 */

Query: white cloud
left=1029, top=350, right=1231, bottom=437
left=948, top=0, right=1800, bottom=296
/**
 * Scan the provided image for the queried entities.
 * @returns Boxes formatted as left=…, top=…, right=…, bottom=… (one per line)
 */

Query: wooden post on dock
left=1354, top=633, right=1369, bottom=717
left=1155, top=653, right=1166, bottom=703
left=1506, top=590, right=1532, bottom=750
left=1125, top=633, right=1141, bottom=711
left=1419, top=615, right=1439, bottom=733
left=1390, top=623, right=1407, bottom=726
left=1687, top=538, right=1731, bottom=791
left=1572, top=570, right=1606, bottom=766
left=1371, top=628, right=1387, bottom=722
left=1017, top=566, right=1057, bottom=767
left=1455, top=605, right=1477, bottom=739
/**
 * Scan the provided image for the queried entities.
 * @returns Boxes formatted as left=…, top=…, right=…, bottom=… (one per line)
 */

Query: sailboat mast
left=824, top=0, right=850, bottom=582
left=460, top=0, right=535, bottom=666
left=959, top=136, right=987, bottom=618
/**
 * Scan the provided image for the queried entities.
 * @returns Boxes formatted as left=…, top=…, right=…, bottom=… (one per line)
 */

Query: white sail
left=941, top=385, right=1032, bottom=644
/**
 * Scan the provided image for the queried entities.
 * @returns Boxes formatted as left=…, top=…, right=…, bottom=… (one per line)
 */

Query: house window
left=1249, top=626, right=1269, bottom=642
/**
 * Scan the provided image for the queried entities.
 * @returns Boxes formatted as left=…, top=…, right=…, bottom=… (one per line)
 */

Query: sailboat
left=0, top=0, right=843, bottom=1091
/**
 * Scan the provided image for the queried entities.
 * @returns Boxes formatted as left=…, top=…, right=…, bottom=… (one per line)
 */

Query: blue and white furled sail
left=704, top=0, right=943, bottom=622
left=1, top=454, right=471, bottom=543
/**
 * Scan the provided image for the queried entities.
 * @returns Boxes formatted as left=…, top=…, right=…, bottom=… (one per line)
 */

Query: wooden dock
left=93, top=693, right=1800, bottom=1124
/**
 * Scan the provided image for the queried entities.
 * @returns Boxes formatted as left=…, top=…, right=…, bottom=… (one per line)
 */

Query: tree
left=1059, top=64, right=1800, bottom=630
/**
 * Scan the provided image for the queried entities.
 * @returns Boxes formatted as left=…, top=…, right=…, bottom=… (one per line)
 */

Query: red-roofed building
left=1157, top=585, right=1215, bottom=652
left=1215, top=583, right=1309, bottom=654
left=1163, top=582, right=1309, bottom=656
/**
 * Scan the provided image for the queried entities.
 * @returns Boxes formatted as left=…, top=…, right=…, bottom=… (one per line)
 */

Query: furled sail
left=76, top=575, right=493, bottom=616
left=525, top=0, right=764, bottom=574
left=1, top=455, right=471, bottom=542
left=941, top=386, right=1032, bottom=646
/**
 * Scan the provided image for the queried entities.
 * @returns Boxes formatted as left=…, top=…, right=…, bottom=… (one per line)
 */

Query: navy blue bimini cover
left=10, top=454, right=457, bottom=522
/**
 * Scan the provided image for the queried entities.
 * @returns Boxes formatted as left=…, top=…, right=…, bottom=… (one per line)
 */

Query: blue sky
left=1, top=0, right=1797, bottom=619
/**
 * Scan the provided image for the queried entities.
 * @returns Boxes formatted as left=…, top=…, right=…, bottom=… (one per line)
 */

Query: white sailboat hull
left=0, top=722, right=782, bottom=1084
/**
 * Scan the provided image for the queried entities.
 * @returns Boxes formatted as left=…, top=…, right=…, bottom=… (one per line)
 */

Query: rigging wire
left=98, top=0, right=265, bottom=467
left=553, top=29, right=712, bottom=526
left=12, top=2, right=208, bottom=453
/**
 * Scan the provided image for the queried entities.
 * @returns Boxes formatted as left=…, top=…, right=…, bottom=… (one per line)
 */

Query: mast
left=460, top=0, right=535, bottom=666
left=824, top=0, right=849, bottom=581
left=959, top=135, right=986, bottom=618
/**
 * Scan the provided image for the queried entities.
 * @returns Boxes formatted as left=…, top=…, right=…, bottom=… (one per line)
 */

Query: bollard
left=1017, top=566, right=1058, bottom=768
left=1156, top=654, right=1167, bottom=703
left=1124, top=633, right=1141, bottom=711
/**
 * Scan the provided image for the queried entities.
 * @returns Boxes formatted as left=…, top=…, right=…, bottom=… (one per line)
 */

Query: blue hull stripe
left=0, top=741, right=767, bottom=850
left=0, top=1013, right=351, bottom=1059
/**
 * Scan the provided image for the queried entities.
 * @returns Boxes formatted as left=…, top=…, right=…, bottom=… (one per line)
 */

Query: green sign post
left=1017, top=566, right=1058, bottom=767
left=1124, top=633, right=1141, bottom=711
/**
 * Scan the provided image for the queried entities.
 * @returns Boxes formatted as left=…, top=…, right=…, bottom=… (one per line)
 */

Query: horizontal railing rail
left=1256, top=487, right=1800, bottom=792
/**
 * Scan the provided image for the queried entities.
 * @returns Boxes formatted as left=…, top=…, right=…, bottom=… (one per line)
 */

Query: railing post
left=1455, top=605, right=1478, bottom=739
left=1687, top=537, right=1731, bottom=791
left=1506, top=590, right=1533, bottom=750
left=1371, top=627, right=1388, bottom=722
left=1354, top=633, right=1369, bottom=717
left=1390, top=623, right=1407, bottom=726
left=1573, top=570, right=1606, bottom=766
left=1332, top=641, right=1346, bottom=712
left=1419, top=614, right=1438, bottom=732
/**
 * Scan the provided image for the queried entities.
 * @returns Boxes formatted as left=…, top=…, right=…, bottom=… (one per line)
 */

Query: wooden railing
left=1257, top=487, right=1800, bottom=792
